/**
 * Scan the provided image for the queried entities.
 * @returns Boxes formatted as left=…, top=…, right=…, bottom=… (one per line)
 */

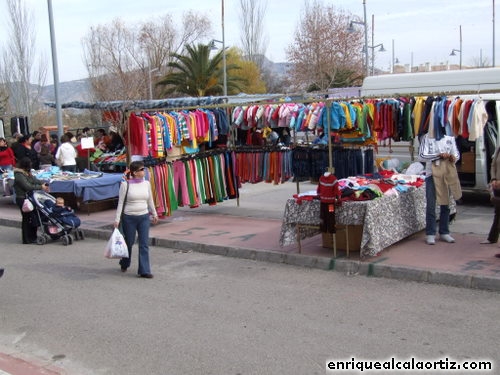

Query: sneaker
left=440, top=234, right=455, bottom=243
left=480, top=240, right=494, bottom=244
left=426, top=235, right=436, bottom=245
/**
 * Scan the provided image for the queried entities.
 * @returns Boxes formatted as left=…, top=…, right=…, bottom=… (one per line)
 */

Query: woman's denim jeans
left=425, top=176, right=450, bottom=235
left=119, top=213, right=151, bottom=275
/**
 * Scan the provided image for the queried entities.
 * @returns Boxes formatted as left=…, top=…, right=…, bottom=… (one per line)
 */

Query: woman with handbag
left=13, top=157, right=49, bottom=244
left=113, top=161, right=158, bottom=278
left=481, top=147, right=500, bottom=258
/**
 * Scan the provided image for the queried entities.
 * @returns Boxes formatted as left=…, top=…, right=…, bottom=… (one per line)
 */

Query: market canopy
left=43, top=93, right=292, bottom=111
left=44, top=97, right=226, bottom=111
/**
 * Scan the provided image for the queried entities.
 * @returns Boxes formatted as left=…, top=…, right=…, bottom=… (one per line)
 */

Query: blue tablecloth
left=49, top=172, right=122, bottom=202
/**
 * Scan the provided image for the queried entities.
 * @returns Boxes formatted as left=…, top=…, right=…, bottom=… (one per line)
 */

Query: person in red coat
left=0, top=138, right=16, bottom=171
left=317, top=171, right=341, bottom=233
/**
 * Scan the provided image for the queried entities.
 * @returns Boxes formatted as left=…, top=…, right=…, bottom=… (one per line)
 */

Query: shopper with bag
left=13, top=157, right=49, bottom=244
left=419, top=133, right=461, bottom=245
left=114, top=161, right=158, bottom=278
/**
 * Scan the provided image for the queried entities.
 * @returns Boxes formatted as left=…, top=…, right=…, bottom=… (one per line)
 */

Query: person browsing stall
left=55, top=134, right=77, bottom=172
left=419, top=133, right=461, bottom=245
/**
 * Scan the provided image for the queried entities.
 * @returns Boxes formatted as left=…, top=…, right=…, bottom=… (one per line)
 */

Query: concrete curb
left=2, top=220, right=500, bottom=292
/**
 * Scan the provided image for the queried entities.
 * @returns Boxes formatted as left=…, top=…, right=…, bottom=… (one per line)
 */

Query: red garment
left=0, top=147, right=16, bottom=167
left=75, top=143, right=95, bottom=158
left=126, top=113, right=149, bottom=156
left=317, top=173, right=341, bottom=203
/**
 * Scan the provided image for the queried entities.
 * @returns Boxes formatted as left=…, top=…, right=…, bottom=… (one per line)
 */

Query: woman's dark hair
left=128, top=161, right=145, bottom=178
left=40, top=144, right=50, bottom=156
left=17, top=157, right=32, bottom=171
left=60, top=134, right=69, bottom=143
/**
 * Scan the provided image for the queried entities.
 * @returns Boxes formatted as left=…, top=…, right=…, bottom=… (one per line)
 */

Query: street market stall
left=279, top=181, right=427, bottom=258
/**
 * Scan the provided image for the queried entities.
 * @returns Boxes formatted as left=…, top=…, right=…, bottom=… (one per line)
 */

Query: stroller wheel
left=62, top=235, right=70, bottom=246
left=78, top=230, right=85, bottom=240
left=36, top=235, right=47, bottom=245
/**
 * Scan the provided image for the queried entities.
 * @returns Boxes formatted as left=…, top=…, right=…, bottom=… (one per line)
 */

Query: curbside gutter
left=1, top=219, right=499, bottom=293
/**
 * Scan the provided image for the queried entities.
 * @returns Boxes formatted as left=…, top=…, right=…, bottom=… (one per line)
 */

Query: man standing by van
left=419, top=133, right=461, bottom=245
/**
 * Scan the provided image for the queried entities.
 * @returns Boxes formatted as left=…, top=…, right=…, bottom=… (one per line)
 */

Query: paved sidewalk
left=1, top=181, right=500, bottom=291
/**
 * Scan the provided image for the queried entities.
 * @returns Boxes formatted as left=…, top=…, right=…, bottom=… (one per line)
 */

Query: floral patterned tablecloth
left=279, top=186, right=427, bottom=258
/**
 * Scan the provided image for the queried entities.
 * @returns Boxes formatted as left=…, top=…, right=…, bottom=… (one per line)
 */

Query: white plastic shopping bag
left=104, top=228, right=129, bottom=259
left=22, top=198, right=34, bottom=212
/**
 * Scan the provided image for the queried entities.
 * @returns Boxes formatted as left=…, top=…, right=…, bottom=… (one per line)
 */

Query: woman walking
left=114, top=161, right=158, bottom=278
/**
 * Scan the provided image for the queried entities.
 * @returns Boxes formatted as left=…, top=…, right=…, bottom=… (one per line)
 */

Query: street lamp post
left=368, top=43, right=386, bottom=75
left=391, top=39, right=400, bottom=73
left=493, top=0, right=496, bottom=67
left=47, top=0, right=64, bottom=140
left=210, top=39, right=227, bottom=97
left=221, top=0, right=227, bottom=97
left=348, top=0, right=369, bottom=76
left=450, top=25, right=463, bottom=70
left=368, top=13, right=385, bottom=75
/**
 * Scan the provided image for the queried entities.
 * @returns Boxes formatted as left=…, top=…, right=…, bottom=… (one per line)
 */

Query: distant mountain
left=39, top=58, right=289, bottom=103
left=41, top=79, right=92, bottom=103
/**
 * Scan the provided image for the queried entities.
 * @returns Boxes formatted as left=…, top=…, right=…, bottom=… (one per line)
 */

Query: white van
left=361, top=67, right=500, bottom=193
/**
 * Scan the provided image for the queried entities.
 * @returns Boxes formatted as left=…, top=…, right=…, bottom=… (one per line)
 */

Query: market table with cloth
left=279, top=185, right=427, bottom=258
left=48, top=170, right=123, bottom=212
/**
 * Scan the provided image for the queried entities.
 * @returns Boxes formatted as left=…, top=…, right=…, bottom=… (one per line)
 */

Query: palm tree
left=157, top=43, right=244, bottom=97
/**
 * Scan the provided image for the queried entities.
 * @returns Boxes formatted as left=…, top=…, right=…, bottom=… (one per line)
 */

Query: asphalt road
left=0, top=225, right=498, bottom=375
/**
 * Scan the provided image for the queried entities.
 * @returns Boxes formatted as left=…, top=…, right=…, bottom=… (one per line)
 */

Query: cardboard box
left=322, top=224, right=363, bottom=252
left=457, top=152, right=475, bottom=173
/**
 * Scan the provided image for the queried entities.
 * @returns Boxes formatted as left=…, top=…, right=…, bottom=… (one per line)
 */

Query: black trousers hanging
left=319, top=202, right=336, bottom=233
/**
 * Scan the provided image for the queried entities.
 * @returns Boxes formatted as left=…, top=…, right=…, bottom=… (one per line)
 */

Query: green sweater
left=13, top=168, right=45, bottom=198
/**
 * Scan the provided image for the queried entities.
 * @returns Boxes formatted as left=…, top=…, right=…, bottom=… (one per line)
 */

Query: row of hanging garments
left=235, top=148, right=293, bottom=184
left=230, top=101, right=376, bottom=142
left=367, top=95, right=489, bottom=143
left=126, top=108, right=229, bottom=158
left=145, top=150, right=239, bottom=216
left=414, top=96, right=488, bottom=141
left=291, top=146, right=374, bottom=181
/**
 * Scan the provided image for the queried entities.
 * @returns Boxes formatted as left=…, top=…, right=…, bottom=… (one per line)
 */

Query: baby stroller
left=29, top=190, right=85, bottom=245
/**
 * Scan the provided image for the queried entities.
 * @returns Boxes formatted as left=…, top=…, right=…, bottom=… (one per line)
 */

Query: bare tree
left=286, top=0, right=364, bottom=92
left=82, top=19, right=146, bottom=102
left=238, top=0, right=269, bottom=71
left=82, top=11, right=212, bottom=101
left=0, top=0, right=47, bottom=121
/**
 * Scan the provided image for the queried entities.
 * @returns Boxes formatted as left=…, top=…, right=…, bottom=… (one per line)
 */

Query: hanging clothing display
left=291, top=146, right=372, bottom=181
left=144, top=150, right=239, bottom=216
left=126, top=108, right=229, bottom=159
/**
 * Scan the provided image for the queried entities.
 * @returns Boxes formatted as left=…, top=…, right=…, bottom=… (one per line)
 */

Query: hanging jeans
left=119, top=213, right=151, bottom=275
left=425, top=176, right=451, bottom=236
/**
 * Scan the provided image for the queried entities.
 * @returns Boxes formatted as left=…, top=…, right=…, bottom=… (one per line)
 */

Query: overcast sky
left=0, top=0, right=497, bottom=83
